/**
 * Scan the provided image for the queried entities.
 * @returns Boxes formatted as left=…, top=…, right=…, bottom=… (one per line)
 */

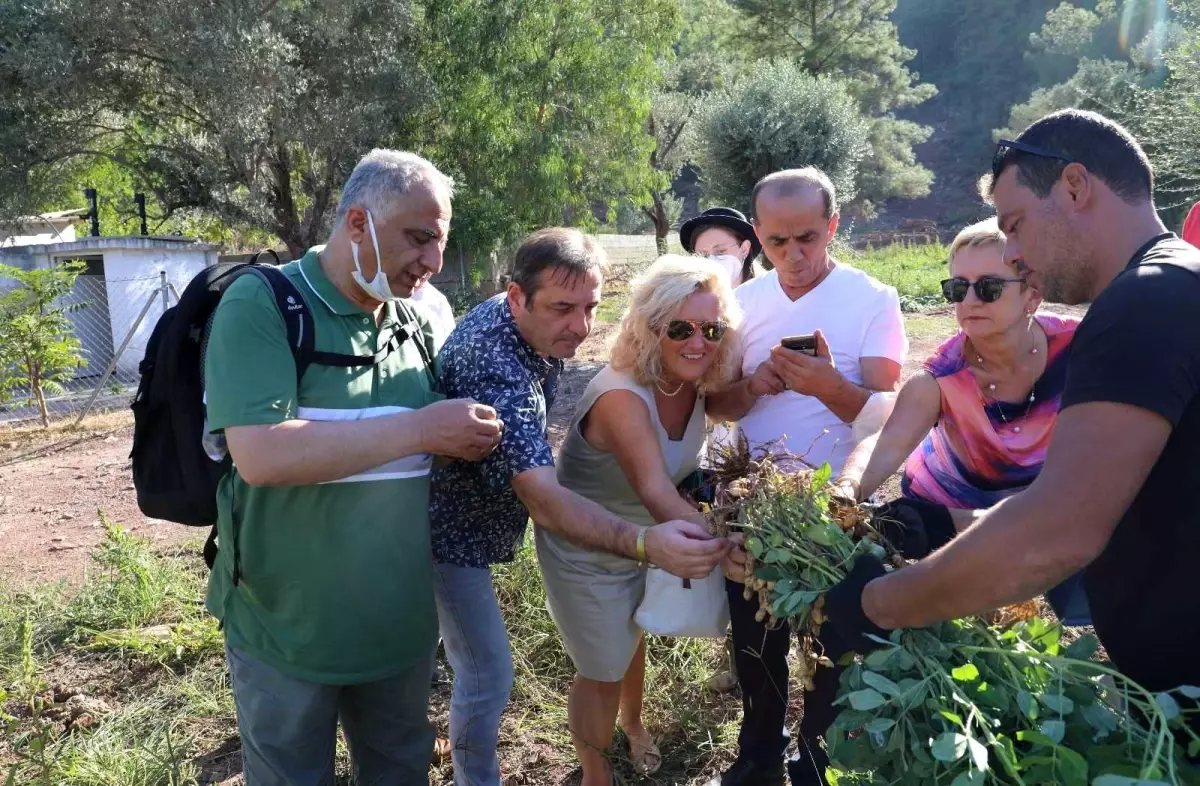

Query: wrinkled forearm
left=518, top=470, right=639, bottom=558
left=818, top=376, right=872, bottom=423
left=706, top=377, right=758, bottom=423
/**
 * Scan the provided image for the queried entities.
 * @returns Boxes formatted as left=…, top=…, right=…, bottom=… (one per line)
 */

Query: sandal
left=431, top=737, right=452, bottom=764
left=624, top=727, right=662, bottom=776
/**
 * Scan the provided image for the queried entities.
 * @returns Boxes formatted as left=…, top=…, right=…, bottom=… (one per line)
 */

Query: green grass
left=903, top=312, right=958, bottom=343
left=1, top=518, right=226, bottom=786
left=842, top=242, right=949, bottom=312
left=596, top=279, right=630, bottom=325
left=3, top=517, right=742, bottom=785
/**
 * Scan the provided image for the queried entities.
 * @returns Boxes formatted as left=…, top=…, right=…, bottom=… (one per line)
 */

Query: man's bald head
left=751, top=168, right=838, bottom=221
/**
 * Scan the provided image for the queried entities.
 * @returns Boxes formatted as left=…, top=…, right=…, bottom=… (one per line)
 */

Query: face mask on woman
left=708, top=253, right=743, bottom=283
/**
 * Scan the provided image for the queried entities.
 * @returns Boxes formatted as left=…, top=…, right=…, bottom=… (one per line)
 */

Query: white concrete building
left=0, top=236, right=219, bottom=380
left=0, top=208, right=89, bottom=247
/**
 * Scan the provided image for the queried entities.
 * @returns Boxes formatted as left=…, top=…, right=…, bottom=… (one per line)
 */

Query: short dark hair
left=989, top=109, right=1153, bottom=204
left=751, top=167, right=838, bottom=220
left=512, top=227, right=607, bottom=302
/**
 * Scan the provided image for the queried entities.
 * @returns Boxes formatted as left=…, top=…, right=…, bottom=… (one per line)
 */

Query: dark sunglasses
left=665, top=319, right=727, bottom=342
left=941, top=276, right=1025, bottom=304
left=991, top=138, right=1075, bottom=179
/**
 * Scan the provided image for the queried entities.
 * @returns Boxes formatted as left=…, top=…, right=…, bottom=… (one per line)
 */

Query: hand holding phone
left=780, top=334, right=817, bottom=356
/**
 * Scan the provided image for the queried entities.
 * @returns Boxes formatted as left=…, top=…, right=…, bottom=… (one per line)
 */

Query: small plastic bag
left=634, top=563, right=730, bottom=639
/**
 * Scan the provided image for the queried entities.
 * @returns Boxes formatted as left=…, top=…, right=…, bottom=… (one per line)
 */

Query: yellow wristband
left=636, top=528, right=647, bottom=563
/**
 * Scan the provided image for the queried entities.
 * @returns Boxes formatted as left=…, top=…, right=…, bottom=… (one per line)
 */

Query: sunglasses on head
left=991, top=139, right=1075, bottom=180
left=665, top=319, right=727, bottom=342
left=941, top=276, right=1025, bottom=304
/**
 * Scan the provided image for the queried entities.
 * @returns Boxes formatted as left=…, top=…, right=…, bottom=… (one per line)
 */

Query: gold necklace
left=656, top=379, right=685, bottom=397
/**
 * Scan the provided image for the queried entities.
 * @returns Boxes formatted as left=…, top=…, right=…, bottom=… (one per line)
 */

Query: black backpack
left=130, top=250, right=432, bottom=569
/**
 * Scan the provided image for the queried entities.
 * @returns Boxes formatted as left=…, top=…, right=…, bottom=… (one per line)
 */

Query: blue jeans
left=433, top=562, right=514, bottom=786
left=226, top=644, right=435, bottom=786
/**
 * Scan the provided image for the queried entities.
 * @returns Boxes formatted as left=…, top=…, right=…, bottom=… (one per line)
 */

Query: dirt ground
left=0, top=304, right=1085, bottom=590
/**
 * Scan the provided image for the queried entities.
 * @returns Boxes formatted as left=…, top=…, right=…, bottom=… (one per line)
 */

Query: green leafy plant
left=0, top=261, right=87, bottom=427
left=709, top=450, right=1200, bottom=784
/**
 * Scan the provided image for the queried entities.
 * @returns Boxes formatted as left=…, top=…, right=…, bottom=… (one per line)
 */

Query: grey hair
left=335, top=149, right=455, bottom=222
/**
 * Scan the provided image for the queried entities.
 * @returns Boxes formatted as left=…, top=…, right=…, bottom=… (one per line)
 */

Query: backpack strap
left=243, top=263, right=315, bottom=383
left=245, top=261, right=424, bottom=377
left=392, top=298, right=437, bottom=384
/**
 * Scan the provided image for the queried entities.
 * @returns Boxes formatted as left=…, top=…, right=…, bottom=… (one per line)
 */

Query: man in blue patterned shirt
left=429, top=227, right=731, bottom=785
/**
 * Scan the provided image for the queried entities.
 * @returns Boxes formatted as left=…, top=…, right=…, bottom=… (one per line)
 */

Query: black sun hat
left=679, top=207, right=761, bottom=261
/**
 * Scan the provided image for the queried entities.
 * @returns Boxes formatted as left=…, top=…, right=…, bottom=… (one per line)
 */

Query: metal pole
left=84, top=188, right=100, bottom=236
left=135, top=193, right=148, bottom=236
left=160, top=271, right=169, bottom=313
left=168, top=282, right=182, bottom=302
left=73, top=288, right=159, bottom=426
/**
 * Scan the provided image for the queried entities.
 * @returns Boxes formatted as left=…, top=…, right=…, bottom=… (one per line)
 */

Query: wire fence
left=0, top=273, right=176, bottom=427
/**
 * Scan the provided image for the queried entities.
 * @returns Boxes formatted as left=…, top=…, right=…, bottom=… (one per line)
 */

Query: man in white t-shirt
left=705, top=168, right=907, bottom=786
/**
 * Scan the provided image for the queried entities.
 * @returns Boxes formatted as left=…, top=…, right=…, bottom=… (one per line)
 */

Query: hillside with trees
left=2, top=0, right=1196, bottom=256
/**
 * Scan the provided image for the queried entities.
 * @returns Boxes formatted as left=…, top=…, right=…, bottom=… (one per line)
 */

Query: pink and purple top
left=902, top=314, right=1080, bottom=509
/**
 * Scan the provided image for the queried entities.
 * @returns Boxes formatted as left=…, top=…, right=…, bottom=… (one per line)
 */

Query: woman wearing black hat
left=680, top=207, right=764, bottom=288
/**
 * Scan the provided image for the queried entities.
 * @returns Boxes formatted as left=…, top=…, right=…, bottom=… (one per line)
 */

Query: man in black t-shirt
left=818, top=109, right=1200, bottom=717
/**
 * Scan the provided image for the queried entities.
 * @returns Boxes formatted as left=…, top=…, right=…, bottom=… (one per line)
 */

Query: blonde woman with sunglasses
left=833, top=217, right=1090, bottom=626
left=535, top=255, right=741, bottom=785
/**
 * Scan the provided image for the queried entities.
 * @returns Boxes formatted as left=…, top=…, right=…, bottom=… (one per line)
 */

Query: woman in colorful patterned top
left=834, top=217, right=1090, bottom=626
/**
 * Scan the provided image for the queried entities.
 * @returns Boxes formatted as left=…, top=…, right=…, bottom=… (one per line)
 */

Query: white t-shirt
left=732, top=264, right=907, bottom=474
left=407, top=281, right=457, bottom=348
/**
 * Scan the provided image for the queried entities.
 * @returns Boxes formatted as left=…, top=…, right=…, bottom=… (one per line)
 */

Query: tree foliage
left=1134, top=3, right=1200, bottom=219
left=694, top=61, right=871, bottom=214
left=415, top=0, right=679, bottom=253
left=0, top=0, right=430, bottom=257
left=0, top=0, right=676, bottom=256
left=636, top=0, right=742, bottom=251
left=733, top=0, right=936, bottom=212
left=997, top=0, right=1200, bottom=225
left=0, top=262, right=87, bottom=427
left=891, top=0, right=1062, bottom=223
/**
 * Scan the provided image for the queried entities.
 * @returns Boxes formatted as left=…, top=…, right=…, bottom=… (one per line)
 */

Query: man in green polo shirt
left=203, top=149, right=503, bottom=785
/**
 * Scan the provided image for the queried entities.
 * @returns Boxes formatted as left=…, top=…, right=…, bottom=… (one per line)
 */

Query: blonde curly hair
left=609, top=254, right=742, bottom=394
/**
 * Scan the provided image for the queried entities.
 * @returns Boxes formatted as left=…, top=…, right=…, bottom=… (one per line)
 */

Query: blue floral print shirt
left=429, top=294, right=561, bottom=567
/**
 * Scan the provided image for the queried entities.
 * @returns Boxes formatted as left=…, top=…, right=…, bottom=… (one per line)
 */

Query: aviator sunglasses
left=941, top=276, right=1025, bottom=304
left=665, top=319, right=727, bottom=342
left=991, top=138, right=1075, bottom=179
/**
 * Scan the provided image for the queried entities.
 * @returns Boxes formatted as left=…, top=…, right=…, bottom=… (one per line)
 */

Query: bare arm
left=706, top=360, right=785, bottom=423
left=516, top=466, right=732, bottom=578
left=516, top=466, right=641, bottom=557
left=706, top=375, right=757, bottom=423
left=861, top=402, right=1172, bottom=629
left=770, top=329, right=902, bottom=423
left=585, top=389, right=704, bottom=526
left=225, top=400, right=501, bottom=487
left=836, top=371, right=941, bottom=500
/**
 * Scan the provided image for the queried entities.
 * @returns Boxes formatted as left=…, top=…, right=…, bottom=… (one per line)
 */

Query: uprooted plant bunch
left=703, top=440, right=1200, bottom=785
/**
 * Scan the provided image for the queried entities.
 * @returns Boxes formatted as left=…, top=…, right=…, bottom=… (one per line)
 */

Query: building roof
left=1, top=235, right=220, bottom=256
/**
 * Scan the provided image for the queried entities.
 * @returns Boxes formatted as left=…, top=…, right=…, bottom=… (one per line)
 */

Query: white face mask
left=709, top=254, right=743, bottom=282
left=350, top=210, right=396, bottom=302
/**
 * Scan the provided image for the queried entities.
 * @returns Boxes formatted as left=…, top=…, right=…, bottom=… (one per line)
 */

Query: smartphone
left=780, top=334, right=817, bottom=356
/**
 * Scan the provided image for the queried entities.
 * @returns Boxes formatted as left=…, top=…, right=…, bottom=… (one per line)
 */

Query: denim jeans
left=225, top=643, right=435, bottom=786
left=433, top=562, right=515, bottom=786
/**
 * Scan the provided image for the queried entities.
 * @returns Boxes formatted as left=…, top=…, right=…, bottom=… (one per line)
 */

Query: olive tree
left=693, top=61, right=871, bottom=213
